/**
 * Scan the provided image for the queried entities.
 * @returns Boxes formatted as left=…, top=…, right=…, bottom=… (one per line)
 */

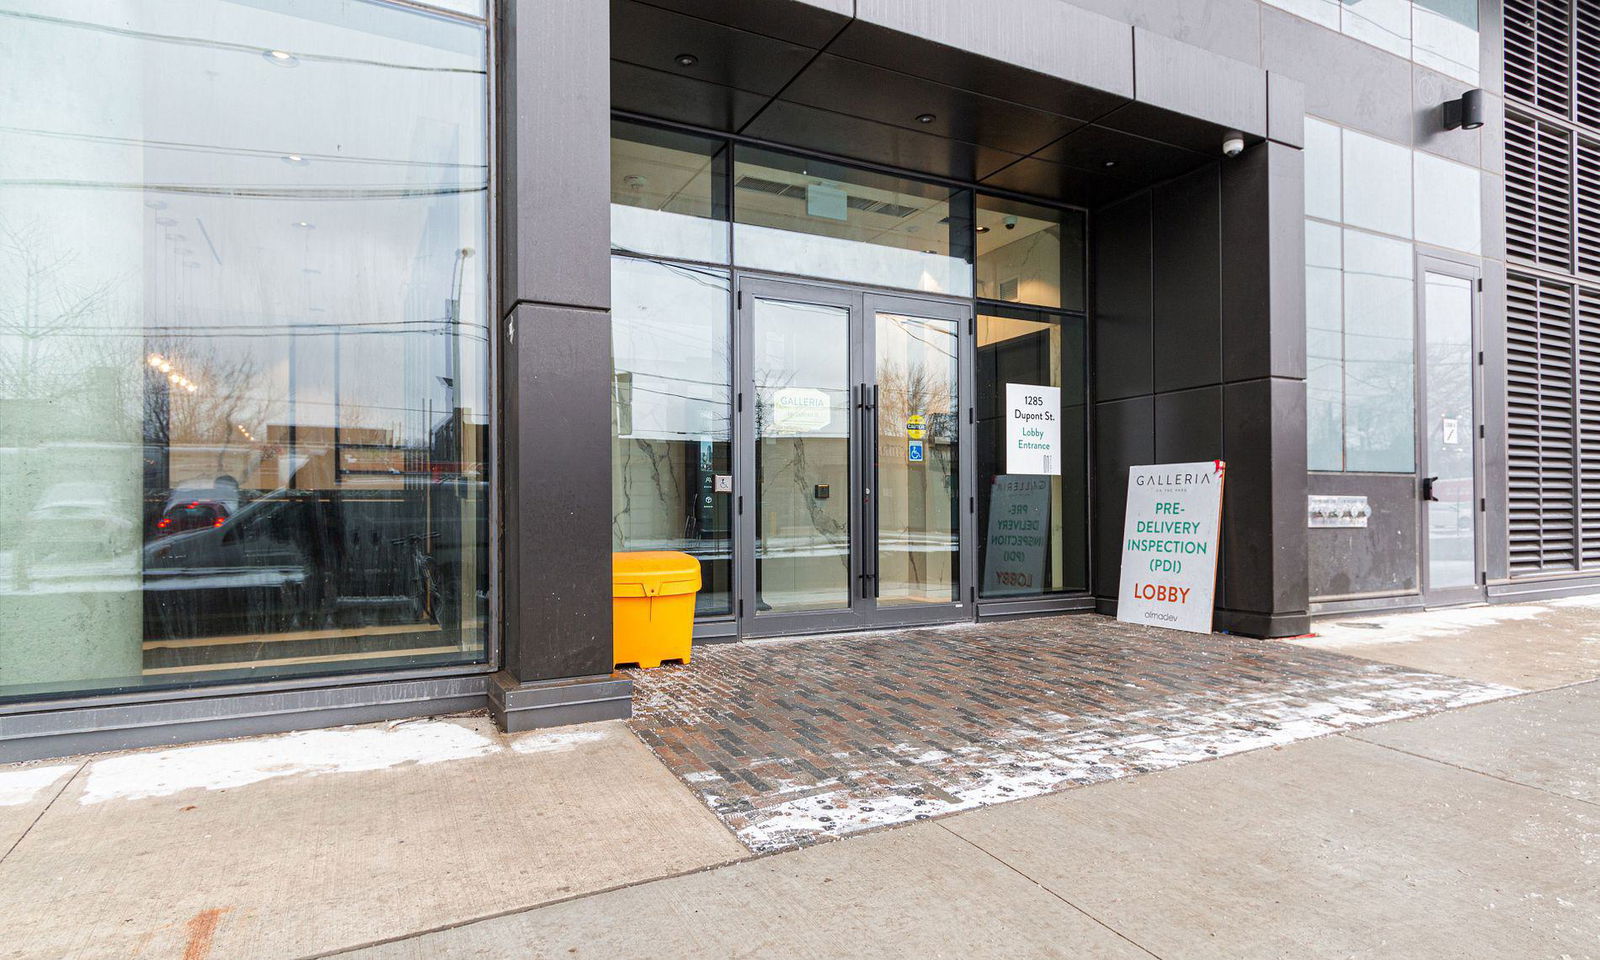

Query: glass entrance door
left=1417, top=262, right=1484, bottom=605
left=736, top=279, right=971, bottom=635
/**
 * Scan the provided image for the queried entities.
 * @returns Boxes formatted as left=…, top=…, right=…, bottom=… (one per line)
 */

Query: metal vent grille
left=1505, top=0, right=1573, bottom=116
left=1580, top=287, right=1600, bottom=565
left=1506, top=273, right=1578, bottom=574
left=1578, top=0, right=1600, bottom=127
left=1506, top=112, right=1574, bottom=270
left=1579, top=137, right=1600, bottom=277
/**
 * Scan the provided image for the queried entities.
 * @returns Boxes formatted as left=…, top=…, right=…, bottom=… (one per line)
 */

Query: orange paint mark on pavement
left=181, top=908, right=229, bottom=960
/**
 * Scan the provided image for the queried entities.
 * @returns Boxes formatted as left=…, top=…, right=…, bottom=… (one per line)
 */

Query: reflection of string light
left=148, top=353, right=199, bottom=393
left=236, top=423, right=257, bottom=442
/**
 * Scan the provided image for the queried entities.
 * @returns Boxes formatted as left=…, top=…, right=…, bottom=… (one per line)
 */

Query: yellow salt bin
left=612, top=551, right=701, bottom=669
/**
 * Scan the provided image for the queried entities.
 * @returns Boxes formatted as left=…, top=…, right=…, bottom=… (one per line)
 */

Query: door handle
left=1422, top=476, right=1439, bottom=501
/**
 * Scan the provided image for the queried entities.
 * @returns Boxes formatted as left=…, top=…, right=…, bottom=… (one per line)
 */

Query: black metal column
left=491, top=0, right=629, bottom=730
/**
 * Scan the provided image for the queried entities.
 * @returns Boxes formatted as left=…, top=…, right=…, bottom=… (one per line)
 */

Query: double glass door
left=736, top=278, right=972, bottom=635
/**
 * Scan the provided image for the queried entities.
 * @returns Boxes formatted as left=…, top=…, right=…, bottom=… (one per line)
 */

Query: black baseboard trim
left=976, top=596, right=1096, bottom=620
left=1488, top=574, right=1600, bottom=604
left=1310, top=594, right=1425, bottom=618
left=487, top=672, right=632, bottom=733
left=0, top=675, right=491, bottom=764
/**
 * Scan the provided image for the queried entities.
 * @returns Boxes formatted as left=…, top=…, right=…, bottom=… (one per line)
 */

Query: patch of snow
left=1307, top=604, right=1554, bottom=647
left=78, top=720, right=498, bottom=804
left=0, top=764, right=76, bottom=807
left=508, top=728, right=611, bottom=754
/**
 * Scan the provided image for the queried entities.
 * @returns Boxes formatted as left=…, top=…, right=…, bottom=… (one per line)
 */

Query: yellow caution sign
left=906, top=414, right=926, bottom=440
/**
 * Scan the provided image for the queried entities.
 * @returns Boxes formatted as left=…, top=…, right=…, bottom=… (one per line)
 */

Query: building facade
left=0, top=0, right=1563, bottom=761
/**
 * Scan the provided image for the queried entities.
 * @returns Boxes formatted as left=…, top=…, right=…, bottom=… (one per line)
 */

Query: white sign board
left=769, top=387, right=831, bottom=434
left=1116, top=461, right=1226, bottom=634
left=981, top=475, right=1051, bottom=596
left=1005, top=383, right=1061, bottom=475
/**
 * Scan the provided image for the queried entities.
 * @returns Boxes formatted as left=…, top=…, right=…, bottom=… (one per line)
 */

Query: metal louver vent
left=1579, top=138, right=1600, bottom=276
left=1506, top=112, right=1574, bottom=270
left=1506, top=274, right=1578, bottom=575
left=1578, top=0, right=1600, bottom=127
left=1580, top=288, right=1600, bottom=565
left=1505, top=0, right=1573, bottom=116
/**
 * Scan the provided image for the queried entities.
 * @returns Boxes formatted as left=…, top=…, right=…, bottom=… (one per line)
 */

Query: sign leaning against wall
left=1116, top=461, right=1225, bottom=634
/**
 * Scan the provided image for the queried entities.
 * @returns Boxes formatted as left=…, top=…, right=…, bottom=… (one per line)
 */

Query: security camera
left=1003, top=215, right=1018, bottom=230
left=1222, top=133, right=1245, bottom=158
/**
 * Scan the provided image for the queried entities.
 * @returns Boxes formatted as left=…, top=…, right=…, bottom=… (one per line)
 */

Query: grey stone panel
left=1268, top=71, right=1306, bottom=148
left=1130, top=26, right=1267, bottom=137
left=1059, top=0, right=1264, bottom=66
left=1221, top=378, right=1309, bottom=620
left=1260, top=7, right=1414, bottom=144
left=1307, top=472, right=1422, bottom=599
left=1414, top=63, right=1483, bottom=168
left=1221, top=141, right=1307, bottom=383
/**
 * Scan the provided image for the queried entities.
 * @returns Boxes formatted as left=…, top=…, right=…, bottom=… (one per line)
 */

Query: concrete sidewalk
left=338, top=680, right=1600, bottom=960
left=1, top=602, right=1596, bottom=959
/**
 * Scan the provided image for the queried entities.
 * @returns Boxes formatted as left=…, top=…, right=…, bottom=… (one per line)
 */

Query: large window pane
left=1342, top=130, right=1413, bottom=239
left=1341, top=0, right=1411, bottom=58
left=1414, top=152, right=1482, bottom=255
left=1304, top=119, right=1342, bottom=223
left=1413, top=0, right=1479, bottom=84
left=976, top=310, right=1087, bottom=597
left=1306, top=221, right=1345, bottom=470
left=1343, top=230, right=1416, bottom=472
left=975, top=196, right=1084, bottom=311
left=610, top=258, right=733, bottom=616
left=733, top=145, right=974, bottom=296
left=0, top=1, right=491, bottom=701
left=611, top=121, right=729, bottom=264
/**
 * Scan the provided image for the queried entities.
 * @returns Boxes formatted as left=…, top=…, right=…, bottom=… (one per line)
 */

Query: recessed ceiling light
left=292, top=221, right=315, bottom=229
left=1103, top=160, right=1117, bottom=168
left=675, top=53, right=698, bottom=67
left=264, top=49, right=298, bottom=66
left=282, top=154, right=309, bottom=166
left=976, top=225, right=991, bottom=233
left=915, top=113, right=936, bottom=124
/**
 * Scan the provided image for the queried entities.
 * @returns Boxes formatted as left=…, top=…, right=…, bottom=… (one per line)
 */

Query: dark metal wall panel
left=1129, top=26, right=1267, bottom=137
left=1152, top=165, right=1222, bottom=392
left=1221, top=377, right=1308, bottom=625
left=1259, top=6, right=1414, bottom=144
left=1092, top=396, right=1156, bottom=598
left=1221, top=141, right=1306, bottom=383
left=503, top=303, right=615, bottom=681
left=1155, top=386, right=1224, bottom=463
left=1092, top=192, right=1154, bottom=400
left=1307, top=473, right=1422, bottom=599
left=500, top=0, right=612, bottom=312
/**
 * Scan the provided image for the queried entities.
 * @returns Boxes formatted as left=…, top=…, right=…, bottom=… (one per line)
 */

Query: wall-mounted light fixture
left=1442, top=88, right=1486, bottom=131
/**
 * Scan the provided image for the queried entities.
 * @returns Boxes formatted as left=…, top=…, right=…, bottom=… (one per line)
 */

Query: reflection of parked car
left=25, top=482, right=137, bottom=563
left=142, top=484, right=486, bottom=641
left=155, top=476, right=241, bottom=536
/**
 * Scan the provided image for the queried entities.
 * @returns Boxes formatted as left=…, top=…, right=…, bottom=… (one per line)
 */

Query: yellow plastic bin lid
left=612, top=551, right=702, bottom=598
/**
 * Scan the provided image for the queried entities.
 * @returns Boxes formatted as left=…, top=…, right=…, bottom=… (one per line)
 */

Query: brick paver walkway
left=626, top=616, right=1517, bottom=852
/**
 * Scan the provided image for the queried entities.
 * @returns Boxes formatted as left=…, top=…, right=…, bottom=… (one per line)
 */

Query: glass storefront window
left=610, top=257, right=733, bottom=615
left=611, top=121, right=729, bottom=264
left=1343, top=229, right=1416, bottom=472
left=1304, top=119, right=1342, bottom=223
left=976, top=310, right=1087, bottom=597
left=1306, top=221, right=1345, bottom=471
left=1342, top=130, right=1413, bottom=240
left=975, top=196, right=1084, bottom=312
left=733, top=146, right=974, bottom=296
left=1414, top=152, right=1482, bottom=255
left=0, top=0, right=491, bottom=701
